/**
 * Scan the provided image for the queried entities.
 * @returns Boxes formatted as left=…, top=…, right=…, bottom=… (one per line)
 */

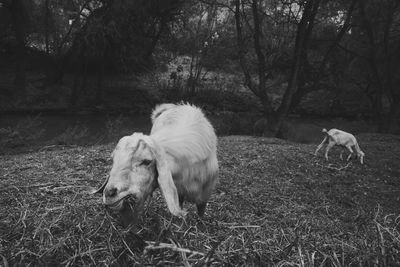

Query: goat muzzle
left=105, top=194, right=137, bottom=211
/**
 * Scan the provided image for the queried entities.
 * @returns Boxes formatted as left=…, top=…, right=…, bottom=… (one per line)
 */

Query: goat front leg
left=324, top=143, right=334, bottom=161
left=346, top=145, right=354, bottom=161
left=315, top=137, right=327, bottom=156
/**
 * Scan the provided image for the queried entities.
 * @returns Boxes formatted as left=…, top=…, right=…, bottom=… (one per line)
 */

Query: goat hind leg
left=340, top=147, right=346, bottom=160
left=346, top=146, right=354, bottom=161
left=324, top=143, right=334, bottom=161
left=315, top=137, right=327, bottom=156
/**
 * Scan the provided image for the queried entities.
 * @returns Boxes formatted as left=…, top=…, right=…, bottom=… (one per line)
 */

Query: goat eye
left=140, top=159, right=152, bottom=166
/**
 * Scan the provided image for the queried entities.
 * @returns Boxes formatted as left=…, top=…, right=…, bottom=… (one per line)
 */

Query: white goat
left=94, top=103, right=218, bottom=220
left=314, top=128, right=365, bottom=164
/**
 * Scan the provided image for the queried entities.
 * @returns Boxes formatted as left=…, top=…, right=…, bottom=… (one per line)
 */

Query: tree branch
left=234, top=0, right=255, bottom=93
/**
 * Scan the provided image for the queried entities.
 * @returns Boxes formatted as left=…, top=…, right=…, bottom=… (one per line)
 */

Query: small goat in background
left=315, top=128, right=365, bottom=164
left=94, top=103, right=218, bottom=224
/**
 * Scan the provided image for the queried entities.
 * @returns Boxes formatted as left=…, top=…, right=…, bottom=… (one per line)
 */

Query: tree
left=66, top=0, right=185, bottom=107
left=234, top=0, right=321, bottom=135
left=185, top=2, right=219, bottom=97
left=288, top=0, right=358, bottom=113
left=274, top=0, right=321, bottom=130
left=1, top=0, right=31, bottom=99
left=342, top=0, right=400, bottom=132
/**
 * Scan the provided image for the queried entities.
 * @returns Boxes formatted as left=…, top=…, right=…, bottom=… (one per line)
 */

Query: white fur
left=98, top=103, right=218, bottom=218
left=150, top=103, right=177, bottom=124
left=150, top=103, right=219, bottom=204
left=314, top=128, right=365, bottom=164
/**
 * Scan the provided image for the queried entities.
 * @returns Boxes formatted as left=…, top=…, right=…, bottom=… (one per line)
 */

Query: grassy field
left=1, top=134, right=400, bottom=266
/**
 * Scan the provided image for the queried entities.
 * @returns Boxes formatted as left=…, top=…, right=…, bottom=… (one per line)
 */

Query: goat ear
left=152, top=144, right=187, bottom=217
left=91, top=175, right=109, bottom=194
left=92, top=148, right=115, bottom=194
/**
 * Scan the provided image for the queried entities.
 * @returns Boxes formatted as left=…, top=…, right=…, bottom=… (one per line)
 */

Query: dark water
left=0, top=112, right=381, bottom=154
left=0, top=112, right=257, bottom=144
left=0, top=113, right=152, bottom=148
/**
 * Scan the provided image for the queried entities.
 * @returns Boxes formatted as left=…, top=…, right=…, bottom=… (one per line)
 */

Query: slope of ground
left=1, top=134, right=399, bottom=266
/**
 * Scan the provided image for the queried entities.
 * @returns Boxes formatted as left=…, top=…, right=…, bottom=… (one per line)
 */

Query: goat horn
left=91, top=175, right=109, bottom=194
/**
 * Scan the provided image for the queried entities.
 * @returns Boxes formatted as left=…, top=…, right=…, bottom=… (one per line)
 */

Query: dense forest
left=1, top=0, right=400, bottom=135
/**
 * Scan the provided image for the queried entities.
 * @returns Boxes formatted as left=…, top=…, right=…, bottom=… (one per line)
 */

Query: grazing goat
left=314, top=128, right=365, bottom=164
left=94, top=103, right=219, bottom=220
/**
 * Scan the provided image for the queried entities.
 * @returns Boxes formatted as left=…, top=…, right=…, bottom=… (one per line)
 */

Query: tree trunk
left=234, top=0, right=274, bottom=116
left=251, top=0, right=265, bottom=97
left=387, top=94, right=400, bottom=132
left=289, top=81, right=308, bottom=113
left=289, top=0, right=357, bottom=113
left=272, top=0, right=321, bottom=135
left=358, top=0, right=387, bottom=131
left=45, top=0, right=50, bottom=54
left=234, top=0, right=254, bottom=92
left=9, top=0, right=29, bottom=100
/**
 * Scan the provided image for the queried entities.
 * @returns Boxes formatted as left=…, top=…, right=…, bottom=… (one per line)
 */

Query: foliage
left=0, top=0, right=399, bottom=132
left=159, top=78, right=259, bottom=113
left=343, top=0, right=400, bottom=131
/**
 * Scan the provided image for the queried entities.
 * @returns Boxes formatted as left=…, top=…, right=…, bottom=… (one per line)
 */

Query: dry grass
left=1, top=134, right=400, bottom=266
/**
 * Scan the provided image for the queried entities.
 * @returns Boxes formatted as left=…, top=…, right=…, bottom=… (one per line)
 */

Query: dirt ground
left=1, top=134, right=400, bottom=266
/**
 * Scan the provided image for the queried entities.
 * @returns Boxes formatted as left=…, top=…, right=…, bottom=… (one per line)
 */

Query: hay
left=1, top=135, right=400, bottom=265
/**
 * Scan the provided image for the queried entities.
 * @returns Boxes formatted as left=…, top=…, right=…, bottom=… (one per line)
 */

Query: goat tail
left=321, top=128, right=332, bottom=142
left=151, top=103, right=177, bottom=123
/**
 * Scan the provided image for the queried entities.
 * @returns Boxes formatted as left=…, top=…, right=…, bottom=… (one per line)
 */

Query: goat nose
left=105, top=187, right=118, bottom=198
